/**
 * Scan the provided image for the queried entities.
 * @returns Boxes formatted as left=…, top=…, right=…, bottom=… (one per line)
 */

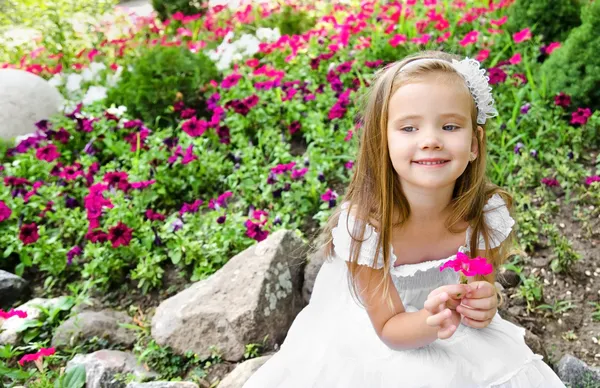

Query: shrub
left=540, top=0, right=600, bottom=110
left=249, top=4, right=316, bottom=36
left=106, top=45, right=219, bottom=127
left=151, top=0, right=208, bottom=21
left=506, top=0, right=582, bottom=43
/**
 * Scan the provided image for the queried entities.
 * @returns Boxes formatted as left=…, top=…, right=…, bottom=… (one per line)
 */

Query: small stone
left=566, top=290, right=572, bottom=296
left=592, top=337, right=598, bottom=344
left=586, top=271, right=592, bottom=277
left=559, top=223, right=566, bottom=228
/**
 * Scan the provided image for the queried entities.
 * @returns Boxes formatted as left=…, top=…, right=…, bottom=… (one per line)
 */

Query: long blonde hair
left=311, top=50, right=520, bottom=308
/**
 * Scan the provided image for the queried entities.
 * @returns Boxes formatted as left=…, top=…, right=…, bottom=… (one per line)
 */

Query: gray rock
left=71, top=297, right=103, bottom=314
left=126, top=382, right=198, bottom=388
left=302, top=249, right=327, bottom=305
left=0, top=69, right=63, bottom=141
left=218, top=355, right=271, bottom=388
left=52, top=309, right=135, bottom=348
left=0, top=297, right=69, bottom=345
left=498, top=269, right=520, bottom=288
left=557, top=354, right=600, bottom=387
left=0, top=270, right=29, bottom=308
left=66, top=350, right=158, bottom=388
left=151, top=230, right=307, bottom=361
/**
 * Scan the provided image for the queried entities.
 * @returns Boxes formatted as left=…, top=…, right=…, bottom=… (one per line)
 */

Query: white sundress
left=243, top=194, right=566, bottom=388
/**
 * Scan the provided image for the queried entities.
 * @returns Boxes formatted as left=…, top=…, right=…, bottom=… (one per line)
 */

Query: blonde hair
left=311, top=50, right=521, bottom=309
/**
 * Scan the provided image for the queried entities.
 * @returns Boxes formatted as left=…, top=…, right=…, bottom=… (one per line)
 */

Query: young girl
left=243, top=50, right=565, bottom=387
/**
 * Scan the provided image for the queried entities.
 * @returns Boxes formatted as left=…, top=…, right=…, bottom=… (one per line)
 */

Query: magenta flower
left=365, top=59, right=383, bottom=68
left=554, top=92, right=571, bottom=108
left=145, top=209, right=165, bottom=221
left=291, top=168, right=308, bottom=180
left=4, top=176, right=31, bottom=187
left=67, top=246, right=82, bottom=265
left=221, top=73, right=242, bottom=89
left=180, top=199, right=203, bottom=215
left=0, top=309, right=27, bottom=320
left=208, top=191, right=233, bottom=209
left=181, top=145, right=197, bottom=165
left=0, top=201, right=12, bottom=222
left=86, top=229, right=108, bottom=243
left=459, top=30, right=479, bottom=47
left=19, top=223, right=39, bottom=245
left=182, top=117, right=208, bottom=137
left=124, top=128, right=150, bottom=152
left=245, top=219, right=269, bottom=242
left=35, top=144, right=60, bottom=162
left=271, top=162, right=296, bottom=175
left=570, top=108, right=592, bottom=126
left=321, top=189, right=338, bottom=202
left=440, top=252, right=493, bottom=277
left=541, top=177, right=560, bottom=187
left=288, top=121, right=301, bottom=135
left=513, top=28, right=532, bottom=43
left=59, top=164, right=84, bottom=181
left=585, top=176, right=600, bottom=186
left=18, top=347, right=55, bottom=367
left=103, top=172, right=130, bottom=192
left=108, top=222, right=133, bottom=248
left=388, top=34, right=407, bottom=47
left=345, top=161, right=354, bottom=169
left=488, top=67, right=507, bottom=84
left=130, top=179, right=156, bottom=190
left=52, top=128, right=71, bottom=143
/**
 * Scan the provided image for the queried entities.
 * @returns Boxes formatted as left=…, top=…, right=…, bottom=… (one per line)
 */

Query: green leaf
left=62, top=364, right=87, bottom=388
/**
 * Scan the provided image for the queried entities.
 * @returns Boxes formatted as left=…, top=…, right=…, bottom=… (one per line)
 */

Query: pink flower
left=181, top=145, right=197, bottom=165
left=554, top=92, right=571, bottom=108
left=476, top=49, right=490, bottom=62
left=0, top=309, right=27, bottom=320
left=145, top=209, right=165, bottom=221
left=545, top=42, right=561, bottom=55
left=509, top=53, right=522, bottom=65
left=490, top=16, right=507, bottom=26
left=221, top=73, right=242, bottom=89
left=86, top=229, right=108, bottom=243
left=180, top=199, right=203, bottom=215
left=108, top=222, right=133, bottom=248
left=67, top=246, right=82, bottom=265
left=321, top=188, right=338, bottom=202
left=0, top=201, right=12, bottom=222
left=513, top=28, right=532, bottom=44
left=182, top=117, right=208, bottom=137
left=35, top=144, right=60, bottom=162
left=291, top=168, right=308, bottom=180
left=345, top=161, right=354, bottom=169
left=103, top=171, right=130, bottom=191
left=388, top=34, right=407, bottom=47
left=570, top=108, right=592, bottom=125
left=488, top=67, right=507, bottom=84
left=19, top=223, right=39, bottom=245
left=541, top=177, right=560, bottom=187
left=440, top=252, right=493, bottom=277
left=18, top=347, right=55, bottom=366
left=585, top=175, right=600, bottom=186
left=459, top=30, right=478, bottom=47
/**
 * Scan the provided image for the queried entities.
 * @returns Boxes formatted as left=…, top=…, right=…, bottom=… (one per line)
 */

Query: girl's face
left=386, top=74, right=480, bottom=192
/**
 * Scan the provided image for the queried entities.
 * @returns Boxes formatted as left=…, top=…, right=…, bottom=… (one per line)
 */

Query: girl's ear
left=471, top=126, right=483, bottom=157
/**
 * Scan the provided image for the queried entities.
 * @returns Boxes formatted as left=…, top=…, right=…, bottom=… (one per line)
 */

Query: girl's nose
left=419, top=131, right=443, bottom=150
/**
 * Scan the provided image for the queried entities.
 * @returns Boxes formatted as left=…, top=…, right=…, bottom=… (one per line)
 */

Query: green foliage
left=541, top=0, right=600, bottom=110
left=250, top=5, right=317, bottom=36
left=506, top=0, right=582, bottom=43
left=151, top=0, right=208, bottom=21
left=106, top=45, right=219, bottom=126
left=518, top=274, right=544, bottom=312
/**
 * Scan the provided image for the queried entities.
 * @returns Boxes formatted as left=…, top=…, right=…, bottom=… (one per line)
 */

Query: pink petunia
left=0, top=201, right=11, bottom=222
left=440, top=251, right=493, bottom=277
left=0, top=309, right=27, bottom=320
left=570, top=108, right=592, bottom=125
left=108, top=222, right=133, bottom=248
left=584, top=176, right=600, bottom=186
left=19, top=223, right=39, bottom=245
left=18, top=347, right=55, bottom=367
left=554, top=92, right=571, bottom=108
left=35, top=144, right=61, bottom=162
left=513, top=28, right=532, bottom=44
left=459, top=30, right=479, bottom=47
left=182, top=117, right=208, bottom=137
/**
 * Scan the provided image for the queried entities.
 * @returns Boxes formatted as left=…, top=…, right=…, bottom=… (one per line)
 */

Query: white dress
left=243, top=194, right=566, bottom=388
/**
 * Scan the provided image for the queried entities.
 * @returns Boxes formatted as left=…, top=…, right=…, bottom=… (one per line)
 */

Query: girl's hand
left=455, top=281, right=498, bottom=329
left=424, top=284, right=469, bottom=340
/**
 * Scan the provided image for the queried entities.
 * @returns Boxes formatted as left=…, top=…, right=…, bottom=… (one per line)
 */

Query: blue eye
left=443, top=125, right=460, bottom=131
left=401, top=126, right=416, bottom=132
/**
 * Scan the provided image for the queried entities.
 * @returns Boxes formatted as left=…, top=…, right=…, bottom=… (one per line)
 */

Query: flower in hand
left=440, top=251, right=493, bottom=277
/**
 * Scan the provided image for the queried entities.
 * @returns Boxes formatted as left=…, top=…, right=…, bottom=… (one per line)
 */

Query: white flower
left=106, top=105, right=127, bottom=117
left=66, top=73, right=83, bottom=93
left=256, top=27, right=280, bottom=42
left=106, top=66, right=123, bottom=88
left=82, top=86, right=107, bottom=105
left=48, top=73, right=64, bottom=88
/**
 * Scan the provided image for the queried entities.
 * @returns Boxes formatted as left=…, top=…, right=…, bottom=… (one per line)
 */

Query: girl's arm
left=350, top=263, right=459, bottom=350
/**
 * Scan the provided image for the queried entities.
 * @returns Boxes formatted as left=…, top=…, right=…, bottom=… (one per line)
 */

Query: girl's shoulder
left=472, top=193, right=516, bottom=250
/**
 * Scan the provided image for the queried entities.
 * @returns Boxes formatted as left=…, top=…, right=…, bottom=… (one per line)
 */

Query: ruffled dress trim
left=332, top=194, right=515, bottom=278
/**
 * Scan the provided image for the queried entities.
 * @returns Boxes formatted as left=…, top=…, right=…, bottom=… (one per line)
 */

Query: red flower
left=554, top=92, right=571, bottom=108
left=19, top=223, right=39, bottom=245
left=86, top=229, right=109, bottom=244
left=108, top=222, right=134, bottom=248
left=182, top=117, right=208, bottom=137
left=570, top=108, right=592, bottom=126
left=35, top=144, right=60, bottom=162
left=103, top=171, right=130, bottom=191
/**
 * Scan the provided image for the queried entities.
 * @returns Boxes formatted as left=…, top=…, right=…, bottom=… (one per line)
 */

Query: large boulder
left=0, top=297, right=69, bottom=345
left=0, top=69, right=64, bottom=141
left=151, top=230, right=307, bottom=361
left=0, top=270, right=29, bottom=309
left=302, top=249, right=326, bottom=304
left=218, top=355, right=271, bottom=388
left=52, top=309, right=136, bottom=348
left=557, top=354, right=600, bottom=387
left=66, top=350, right=158, bottom=388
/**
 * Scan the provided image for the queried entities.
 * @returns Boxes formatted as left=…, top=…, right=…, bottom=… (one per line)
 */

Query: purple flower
left=216, top=215, right=226, bottom=224
left=180, top=199, right=203, bottom=215
left=291, top=168, right=308, bottom=180
left=35, top=144, right=61, bottom=162
left=67, top=246, right=82, bottom=265
left=585, top=175, right=600, bottom=186
left=171, top=218, right=183, bottom=232
left=520, top=103, right=531, bottom=114
left=321, top=188, right=338, bottom=209
left=541, top=177, right=560, bottom=187
left=530, top=149, right=538, bottom=159
left=182, top=117, right=208, bottom=137
left=0, top=201, right=12, bottom=222
left=514, top=142, right=524, bottom=154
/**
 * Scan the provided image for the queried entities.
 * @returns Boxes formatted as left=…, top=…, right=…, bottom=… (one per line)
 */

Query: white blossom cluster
left=207, top=27, right=280, bottom=71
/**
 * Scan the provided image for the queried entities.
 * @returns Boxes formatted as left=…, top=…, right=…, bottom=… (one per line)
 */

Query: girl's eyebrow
left=391, top=113, right=469, bottom=123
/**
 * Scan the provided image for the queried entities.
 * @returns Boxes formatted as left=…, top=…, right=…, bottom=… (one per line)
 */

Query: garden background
left=0, top=0, right=599, bottom=387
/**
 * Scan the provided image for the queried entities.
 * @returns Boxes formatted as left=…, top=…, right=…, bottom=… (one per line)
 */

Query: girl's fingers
left=424, top=292, right=448, bottom=314
left=456, top=304, right=496, bottom=322
left=426, top=308, right=452, bottom=327
left=437, top=322, right=457, bottom=340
